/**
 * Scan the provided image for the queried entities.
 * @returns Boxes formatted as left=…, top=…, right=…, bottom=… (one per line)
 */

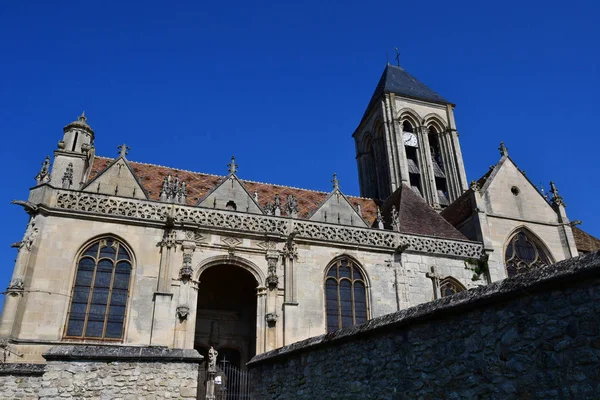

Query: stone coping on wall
left=249, top=251, right=600, bottom=366
left=0, top=363, right=45, bottom=376
left=43, top=345, right=203, bottom=363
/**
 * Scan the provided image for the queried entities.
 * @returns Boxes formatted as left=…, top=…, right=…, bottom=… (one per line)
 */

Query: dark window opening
left=402, top=120, right=414, bottom=133
left=71, top=132, right=79, bottom=152
left=325, top=258, right=368, bottom=333
left=505, top=231, right=551, bottom=278
left=65, top=238, right=131, bottom=340
left=440, top=278, right=465, bottom=298
left=226, top=201, right=237, bottom=211
left=405, top=146, right=422, bottom=195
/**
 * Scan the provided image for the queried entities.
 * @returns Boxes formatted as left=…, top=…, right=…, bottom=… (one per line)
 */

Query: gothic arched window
left=505, top=230, right=551, bottom=278
left=439, top=277, right=466, bottom=297
left=65, top=238, right=132, bottom=340
left=325, top=257, right=368, bottom=333
left=428, top=125, right=449, bottom=206
left=402, top=119, right=422, bottom=196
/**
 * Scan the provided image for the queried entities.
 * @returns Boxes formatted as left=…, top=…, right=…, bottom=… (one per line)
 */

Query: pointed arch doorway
left=194, top=264, right=258, bottom=368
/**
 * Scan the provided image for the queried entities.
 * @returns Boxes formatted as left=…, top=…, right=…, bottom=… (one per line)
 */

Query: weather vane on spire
left=394, top=47, right=400, bottom=67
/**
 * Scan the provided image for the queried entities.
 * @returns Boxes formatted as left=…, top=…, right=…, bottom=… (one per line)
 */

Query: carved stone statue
left=208, top=346, right=218, bottom=372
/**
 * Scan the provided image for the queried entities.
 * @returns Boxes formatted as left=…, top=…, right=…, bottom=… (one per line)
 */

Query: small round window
left=511, top=186, right=520, bottom=196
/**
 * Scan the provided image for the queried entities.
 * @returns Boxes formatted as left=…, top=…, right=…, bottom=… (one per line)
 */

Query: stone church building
left=1, top=64, right=598, bottom=398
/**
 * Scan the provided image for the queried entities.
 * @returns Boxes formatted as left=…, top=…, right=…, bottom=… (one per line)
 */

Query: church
left=1, top=63, right=598, bottom=398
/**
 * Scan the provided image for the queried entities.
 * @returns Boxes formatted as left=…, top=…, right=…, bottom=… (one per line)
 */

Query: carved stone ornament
left=179, top=253, right=194, bottom=281
left=391, top=205, right=400, bottom=231
left=54, top=191, right=484, bottom=258
left=208, top=346, right=218, bottom=372
left=265, top=312, right=278, bottom=324
left=285, top=195, right=298, bottom=217
left=376, top=207, right=384, bottom=229
left=470, top=180, right=480, bottom=192
left=35, top=156, right=51, bottom=185
left=20, top=216, right=39, bottom=252
left=6, top=278, right=24, bottom=296
left=273, top=195, right=281, bottom=216
left=550, top=181, right=565, bottom=207
left=263, top=202, right=274, bottom=216
left=159, top=229, right=178, bottom=248
left=62, top=163, right=74, bottom=189
left=282, top=234, right=298, bottom=260
left=176, top=305, right=190, bottom=320
left=265, top=252, right=279, bottom=289
left=160, top=174, right=187, bottom=204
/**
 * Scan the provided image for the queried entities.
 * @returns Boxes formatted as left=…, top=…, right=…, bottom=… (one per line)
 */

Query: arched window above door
left=325, top=257, right=368, bottom=333
left=505, top=230, right=552, bottom=278
left=65, top=237, right=132, bottom=340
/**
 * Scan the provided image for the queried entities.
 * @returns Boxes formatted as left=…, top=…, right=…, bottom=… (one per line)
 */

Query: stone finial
left=331, top=173, right=340, bottom=190
left=264, top=202, right=274, bottom=215
left=498, top=141, right=508, bottom=157
left=285, top=195, right=298, bottom=217
left=118, top=143, right=130, bottom=158
left=273, top=194, right=282, bottom=216
left=391, top=205, right=400, bottom=231
left=376, top=207, right=384, bottom=229
left=253, top=190, right=259, bottom=202
left=550, top=181, right=565, bottom=207
left=79, top=111, right=87, bottom=122
left=35, top=156, right=51, bottom=185
left=160, top=174, right=187, bottom=204
left=228, top=156, right=238, bottom=175
left=62, top=162, right=74, bottom=189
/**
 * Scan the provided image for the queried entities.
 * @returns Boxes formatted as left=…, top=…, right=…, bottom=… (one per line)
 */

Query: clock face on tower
left=403, top=131, right=418, bottom=147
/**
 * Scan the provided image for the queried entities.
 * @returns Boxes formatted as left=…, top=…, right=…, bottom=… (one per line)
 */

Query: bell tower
left=353, top=64, right=468, bottom=208
left=49, top=112, right=95, bottom=189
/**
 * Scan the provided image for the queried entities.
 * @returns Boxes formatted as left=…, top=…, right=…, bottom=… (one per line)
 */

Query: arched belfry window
left=402, top=120, right=422, bottom=196
left=325, top=257, right=368, bottom=333
left=428, top=125, right=449, bottom=206
left=65, top=238, right=132, bottom=339
left=439, top=277, right=466, bottom=297
left=505, top=230, right=551, bottom=278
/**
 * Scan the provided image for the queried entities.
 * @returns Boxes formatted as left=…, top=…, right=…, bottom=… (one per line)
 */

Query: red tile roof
left=88, top=157, right=379, bottom=225
left=572, top=227, right=600, bottom=253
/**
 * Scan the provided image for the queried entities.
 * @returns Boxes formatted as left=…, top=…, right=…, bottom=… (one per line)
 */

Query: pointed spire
left=498, top=141, right=508, bottom=157
left=117, top=143, right=130, bottom=158
left=228, top=156, right=238, bottom=175
left=78, top=111, right=86, bottom=122
left=550, top=181, right=565, bottom=207
left=331, top=173, right=340, bottom=190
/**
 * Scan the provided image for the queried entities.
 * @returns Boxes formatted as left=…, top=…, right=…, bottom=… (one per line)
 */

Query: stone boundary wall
left=248, top=251, right=600, bottom=399
left=0, top=346, right=202, bottom=400
left=0, top=363, right=44, bottom=400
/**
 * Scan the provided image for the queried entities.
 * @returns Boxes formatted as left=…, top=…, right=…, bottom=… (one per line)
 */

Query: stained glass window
left=505, top=231, right=551, bottom=278
left=325, top=258, right=368, bottom=333
left=439, top=278, right=466, bottom=298
left=65, top=238, right=132, bottom=339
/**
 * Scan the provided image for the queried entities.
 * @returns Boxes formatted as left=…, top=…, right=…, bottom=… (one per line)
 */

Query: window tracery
left=325, top=257, right=368, bottom=333
left=439, top=277, right=465, bottom=297
left=65, top=238, right=132, bottom=340
left=505, top=230, right=551, bottom=277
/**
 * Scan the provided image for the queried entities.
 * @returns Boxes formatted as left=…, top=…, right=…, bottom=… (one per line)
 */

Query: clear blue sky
left=0, top=0, right=598, bottom=311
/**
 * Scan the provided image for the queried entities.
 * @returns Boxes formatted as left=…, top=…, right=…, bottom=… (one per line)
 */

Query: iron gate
left=198, top=359, right=251, bottom=400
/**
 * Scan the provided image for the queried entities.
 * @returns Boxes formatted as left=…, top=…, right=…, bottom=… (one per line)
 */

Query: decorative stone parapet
left=44, top=187, right=483, bottom=258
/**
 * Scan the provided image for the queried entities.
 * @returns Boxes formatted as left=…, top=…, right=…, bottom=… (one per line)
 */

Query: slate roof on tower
left=360, top=64, right=452, bottom=126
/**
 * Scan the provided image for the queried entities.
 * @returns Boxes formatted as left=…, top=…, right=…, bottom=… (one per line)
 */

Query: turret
left=49, top=113, right=95, bottom=189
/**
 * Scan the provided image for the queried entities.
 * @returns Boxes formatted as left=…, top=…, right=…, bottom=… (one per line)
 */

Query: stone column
left=0, top=215, right=41, bottom=339
left=256, top=287, right=267, bottom=354
left=150, top=228, right=177, bottom=346
left=382, top=95, right=400, bottom=194
left=418, top=126, right=439, bottom=207
left=174, top=240, right=196, bottom=349
left=265, top=251, right=280, bottom=351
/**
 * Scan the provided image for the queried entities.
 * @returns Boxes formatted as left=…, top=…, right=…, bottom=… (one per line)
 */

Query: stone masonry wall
left=40, top=360, right=198, bottom=399
left=0, top=346, right=202, bottom=400
left=0, top=364, right=44, bottom=400
left=248, top=251, right=600, bottom=400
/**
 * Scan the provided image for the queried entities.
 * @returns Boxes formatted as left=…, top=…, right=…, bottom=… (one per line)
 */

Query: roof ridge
left=93, top=156, right=376, bottom=201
